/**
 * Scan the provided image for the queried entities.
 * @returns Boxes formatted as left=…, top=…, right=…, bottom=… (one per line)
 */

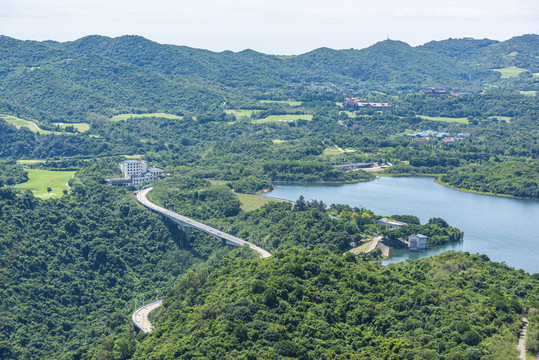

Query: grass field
left=110, top=113, right=183, bottom=122
left=492, top=66, right=527, bottom=78
left=1, top=114, right=55, bottom=134
left=224, top=109, right=261, bottom=118
left=120, top=154, right=145, bottom=159
left=417, top=115, right=469, bottom=124
left=15, top=169, right=75, bottom=199
left=259, top=100, right=303, bottom=106
left=349, top=241, right=372, bottom=254
left=53, top=122, right=90, bottom=132
left=237, top=194, right=276, bottom=211
left=16, top=159, right=47, bottom=165
left=254, top=114, right=313, bottom=123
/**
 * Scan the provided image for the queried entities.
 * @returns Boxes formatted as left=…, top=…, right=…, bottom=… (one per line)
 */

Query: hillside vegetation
left=134, top=250, right=539, bottom=359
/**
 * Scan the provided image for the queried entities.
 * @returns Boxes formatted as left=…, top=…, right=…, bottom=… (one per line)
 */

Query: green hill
left=1, top=34, right=537, bottom=123
left=133, top=250, right=538, bottom=359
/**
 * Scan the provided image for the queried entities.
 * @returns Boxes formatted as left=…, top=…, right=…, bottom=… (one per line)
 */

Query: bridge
left=136, top=187, right=271, bottom=258
left=132, top=187, right=272, bottom=333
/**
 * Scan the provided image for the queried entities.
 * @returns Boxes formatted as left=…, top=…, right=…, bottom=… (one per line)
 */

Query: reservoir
left=262, top=177, right=539, bottom=274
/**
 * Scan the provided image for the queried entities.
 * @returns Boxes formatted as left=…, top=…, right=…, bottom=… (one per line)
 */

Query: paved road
left=366, top=236, right=382, bottom=252
left=133, top=187, right=272, bottom=333
left=137, top=187, right=271, bottom=258
left=132, top=300, right=163, bottom=333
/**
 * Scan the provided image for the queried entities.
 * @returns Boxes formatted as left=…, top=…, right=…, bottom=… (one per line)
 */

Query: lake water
left=261, top=177, right=539, bottom=274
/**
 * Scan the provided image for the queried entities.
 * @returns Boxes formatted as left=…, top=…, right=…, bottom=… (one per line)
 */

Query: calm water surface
left=262, top=177, right=539, bottom=274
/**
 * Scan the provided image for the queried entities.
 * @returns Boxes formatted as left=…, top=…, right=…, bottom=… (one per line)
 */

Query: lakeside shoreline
left=376, top=173, right=538, bottom=201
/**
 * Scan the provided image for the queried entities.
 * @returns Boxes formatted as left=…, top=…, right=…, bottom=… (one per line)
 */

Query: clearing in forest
left=224, top=110, right=260, bottom=118
left=259, top=100, right=303, bottom=106
left=53, top=123, right=90, bottom=132
left=417, top=115, right=469, bottom=124
left=15, top=169, right=75, bottom=199
left=254, top=114, right=313, bottom=123
left=0, top=114, right=55, bottom=134
left=237, top=193, right=277, bottom=211
left=492, top=66, right=527, bottom=78
left=110, top=113, right=183, bottom=122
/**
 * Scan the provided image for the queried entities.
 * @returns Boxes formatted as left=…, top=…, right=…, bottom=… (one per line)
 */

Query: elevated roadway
left=132, top=187, right=272, bottom=333
left=136, top=187, right=271, bottom=258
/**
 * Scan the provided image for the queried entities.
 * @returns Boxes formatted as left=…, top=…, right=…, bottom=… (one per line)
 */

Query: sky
left=0, top=0, right=537, bottom=54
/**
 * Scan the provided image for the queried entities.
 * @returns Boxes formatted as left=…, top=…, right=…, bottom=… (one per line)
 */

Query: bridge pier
left=180, top=225, right=189, bottom=241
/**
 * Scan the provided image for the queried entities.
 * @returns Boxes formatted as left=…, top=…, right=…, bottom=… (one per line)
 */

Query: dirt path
left=335, top=145, right=356, bottom=153
left=518, top=317, right=528, bottom=360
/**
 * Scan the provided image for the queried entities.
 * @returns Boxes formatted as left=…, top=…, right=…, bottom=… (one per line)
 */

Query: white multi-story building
left=119, top=160, right=148, bottom=177
left=106, top=160, right=163, bottom=187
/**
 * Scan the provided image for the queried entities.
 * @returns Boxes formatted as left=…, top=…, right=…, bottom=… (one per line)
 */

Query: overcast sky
left=1, top=0, right=537, bottom=54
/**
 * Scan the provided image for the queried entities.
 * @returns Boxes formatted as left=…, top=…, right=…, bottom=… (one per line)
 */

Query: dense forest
left=0, top=182, right=255, bottom=359
left=133, top=250, right=539, bottom=359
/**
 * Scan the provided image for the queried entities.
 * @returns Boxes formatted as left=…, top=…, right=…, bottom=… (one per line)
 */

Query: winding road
left=132, top=187, right=272, bottom=332
left=132, top=300, right=163, bottom=333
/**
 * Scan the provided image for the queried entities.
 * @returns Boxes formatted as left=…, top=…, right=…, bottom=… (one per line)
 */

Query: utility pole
left=142, top=294, right=145, bottom=306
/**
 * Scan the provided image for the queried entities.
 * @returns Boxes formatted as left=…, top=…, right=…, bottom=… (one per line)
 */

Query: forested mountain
left=133, top=250, right=539, bottom=359
left=0, top=34, right=537, bottom=123
left=420, top=35, right=539, bottom=73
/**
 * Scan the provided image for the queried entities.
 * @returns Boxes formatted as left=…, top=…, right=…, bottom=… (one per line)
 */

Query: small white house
left=408, top=234, right=428, bottom=251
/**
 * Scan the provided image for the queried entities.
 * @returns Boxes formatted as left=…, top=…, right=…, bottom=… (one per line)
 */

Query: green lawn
left=53, top=122, right=90, bottom=132
left=121, top=154, right=145, bottom=159
left=224, top=109, right=261, bottom=118
left=349, top=241, right=372, bottom=254
left=15, top=169, right=75, bottom=199
left=1, top=114, right=55, bottom=134
left=322, top=147, right=343, bottom=156
left=254, top=114, right=313, bottom=123
left=492, top=66, right=527, bottom=78
left=417, top=115, right=469, bottom=124
left=237, top=194, right=276, bottom=211
left=110, top=113, right=183, bottom=122
left=259, top=100, right=303, bottom=106
left=16, top=159, right=47, bottom=165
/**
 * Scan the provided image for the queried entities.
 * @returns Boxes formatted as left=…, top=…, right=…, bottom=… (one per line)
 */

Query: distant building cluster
left=105, top=160, right=164, bottom=187
left=407, top=130, right=470, bottom=144
left=342, top=98, right=391, bottom=108
left=333, top=162, right=373, bottom=171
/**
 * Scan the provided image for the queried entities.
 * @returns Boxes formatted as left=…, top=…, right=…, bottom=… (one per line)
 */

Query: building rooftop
left=379, top=217, right=407, bottom=226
